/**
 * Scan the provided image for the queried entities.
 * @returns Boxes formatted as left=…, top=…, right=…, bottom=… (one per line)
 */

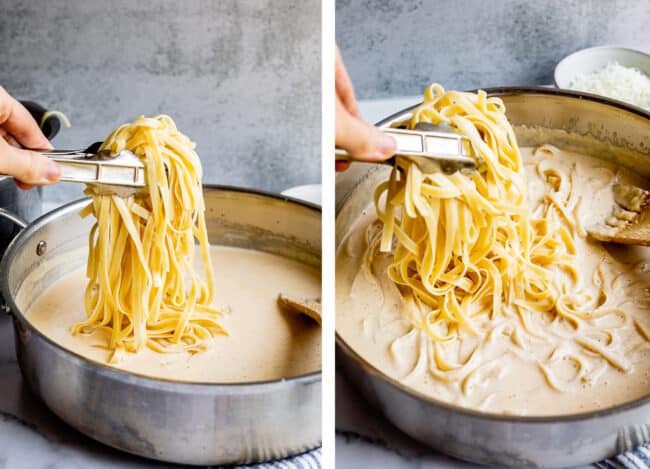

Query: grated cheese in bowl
left=569, top=62, right=650, bottom=111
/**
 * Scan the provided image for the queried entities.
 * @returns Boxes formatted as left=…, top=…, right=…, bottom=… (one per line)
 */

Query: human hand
left=0, top=86, right=61, bottom=189
left=335, top=47, right=396, bottom=172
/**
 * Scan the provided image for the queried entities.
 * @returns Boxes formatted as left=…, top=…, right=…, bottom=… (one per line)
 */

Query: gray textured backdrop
left=0, top=0, right=320, bottom=203
left=336, top=0, right=650, bottom=99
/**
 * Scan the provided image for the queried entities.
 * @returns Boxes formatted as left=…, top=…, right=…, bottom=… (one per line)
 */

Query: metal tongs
left=40, top=142, right=146, bottom=197
left=335, top=122, right=478, bottom=174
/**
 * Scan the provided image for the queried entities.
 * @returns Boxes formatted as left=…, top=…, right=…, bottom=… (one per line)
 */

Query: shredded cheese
left=569, top=62, right=650, bottom=110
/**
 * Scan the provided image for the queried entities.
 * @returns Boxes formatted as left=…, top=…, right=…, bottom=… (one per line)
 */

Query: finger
left=335, top=160, right=351, bottom=172
left=335, top=95, right=396, bottom=161
left=335, top=47, right=361, bottom=118
left=0, top=86, right=52, bottom=150
left=0, top=138, right=61, bottom=186
left=0, top=127, right=20, bottom=148
left=15, top=180, right=33, bottom=190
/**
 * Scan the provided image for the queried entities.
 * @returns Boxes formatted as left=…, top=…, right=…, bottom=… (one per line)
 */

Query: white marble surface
left=333, top=98, right=597, bottom=469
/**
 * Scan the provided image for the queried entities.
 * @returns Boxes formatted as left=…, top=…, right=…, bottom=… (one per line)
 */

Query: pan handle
left=0, top=208, right=27, bottom=315
left=20, top=101, right=62, bottom=141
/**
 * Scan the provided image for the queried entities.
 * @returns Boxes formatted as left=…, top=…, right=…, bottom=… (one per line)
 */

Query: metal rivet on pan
left=36, top=241, right=47, bottom=256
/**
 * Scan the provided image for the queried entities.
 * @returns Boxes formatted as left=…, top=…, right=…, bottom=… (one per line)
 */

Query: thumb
left=335, top=95, right=395, bottom=161
left=0, top=138, right=61, bottom=186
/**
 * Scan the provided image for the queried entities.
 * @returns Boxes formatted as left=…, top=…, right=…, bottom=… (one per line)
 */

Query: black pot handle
left=20, top=101, right=62, bottom=141
left=0, top=208, right=27, bottom=315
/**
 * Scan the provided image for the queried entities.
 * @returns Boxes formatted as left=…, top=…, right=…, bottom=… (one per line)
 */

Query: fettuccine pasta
left=72, top=115, right=224, bottom=363
left=368, top=85, right=636, bottom=391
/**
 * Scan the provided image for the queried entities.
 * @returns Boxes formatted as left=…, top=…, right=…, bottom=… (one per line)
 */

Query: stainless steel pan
left=1, top=186, right=321, bottom=466
left=335, top=87, right=650, bottom=468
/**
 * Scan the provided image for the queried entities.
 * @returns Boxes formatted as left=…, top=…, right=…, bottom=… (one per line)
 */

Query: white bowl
left=555, top=46, right=650, bottom=88
left=554, top=46, right=650, bottom=89
left=281, top=183, right=321, bottom=206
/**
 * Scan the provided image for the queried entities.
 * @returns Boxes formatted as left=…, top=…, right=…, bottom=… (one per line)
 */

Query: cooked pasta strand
left=72, top=115, right=224, bottom=359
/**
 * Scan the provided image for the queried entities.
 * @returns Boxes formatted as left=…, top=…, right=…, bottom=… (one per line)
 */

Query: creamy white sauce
left=26, top=245, right=321, bottom=383
left=336, top=147, right=650, bottom=415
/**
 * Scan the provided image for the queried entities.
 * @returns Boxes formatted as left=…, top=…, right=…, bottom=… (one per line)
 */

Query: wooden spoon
left=277, top=294, right=322, bottom=325
left=588, top=183, right=650, bottom=246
